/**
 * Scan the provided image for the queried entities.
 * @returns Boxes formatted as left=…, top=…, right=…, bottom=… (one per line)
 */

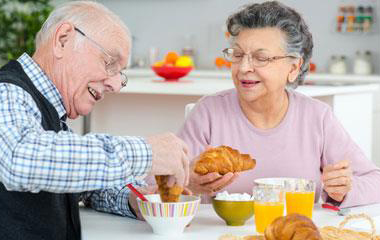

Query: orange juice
left=254, top=202, right=284, bottom=233
left=285, top=191, right=315, bottom=218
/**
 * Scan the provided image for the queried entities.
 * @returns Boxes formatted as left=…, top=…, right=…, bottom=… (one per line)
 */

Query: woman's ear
left=53, top=22, right=75, bottom=58
left=287, top=57, right=304, bottom=83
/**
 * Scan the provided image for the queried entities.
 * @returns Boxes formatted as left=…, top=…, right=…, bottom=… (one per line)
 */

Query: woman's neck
left=239, top=90, right=289, bottom=130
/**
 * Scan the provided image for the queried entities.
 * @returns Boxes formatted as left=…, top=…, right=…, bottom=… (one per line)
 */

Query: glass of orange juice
left=252, top=185, right=285, bottom=234
left=285, top=179, right=316, bottom=219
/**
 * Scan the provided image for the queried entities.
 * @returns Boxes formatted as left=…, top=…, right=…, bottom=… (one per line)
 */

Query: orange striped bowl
left=137, top=194, right=200, bottom=236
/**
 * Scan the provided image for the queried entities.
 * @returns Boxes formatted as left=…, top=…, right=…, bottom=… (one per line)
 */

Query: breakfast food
left=215, top=191, right=253, bottom=201
left=155, top=175, right=183, bottom=202
left=219, top=214, right=320, bottom=240
left=194, top=146, right=256, bottom=175
left=265, top=214, right=322, bottom=240
left=220, top=213, right=380, bottom=240
left=320, top=213, right=380, bottom=240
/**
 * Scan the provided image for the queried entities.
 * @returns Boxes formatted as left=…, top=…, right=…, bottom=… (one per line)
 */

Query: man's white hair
left=35, top=1, right=131, bottom=49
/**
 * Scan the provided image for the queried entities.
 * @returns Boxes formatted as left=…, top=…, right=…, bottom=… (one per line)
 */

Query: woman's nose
left=239, top=55, right=255, bottom=73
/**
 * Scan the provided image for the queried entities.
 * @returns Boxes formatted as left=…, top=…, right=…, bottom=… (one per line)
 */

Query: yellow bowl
left=212, top=197, right=254, bottom=226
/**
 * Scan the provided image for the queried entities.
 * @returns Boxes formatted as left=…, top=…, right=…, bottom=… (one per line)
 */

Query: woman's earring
left=287, top=75, right=295, bottom=83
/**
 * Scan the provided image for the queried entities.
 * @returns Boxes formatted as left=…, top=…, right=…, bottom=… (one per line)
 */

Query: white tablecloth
left=80, top=203, right=380, bottom=239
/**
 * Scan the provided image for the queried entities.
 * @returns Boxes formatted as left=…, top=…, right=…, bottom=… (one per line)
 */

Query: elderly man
left=0, top=1, right=189, bottom=240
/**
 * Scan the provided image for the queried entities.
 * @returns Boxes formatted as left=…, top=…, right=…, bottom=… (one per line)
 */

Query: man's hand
left=322, top=160, right=353, bottom=202
left=128, top=185, right=192, bottom=221
left=147, top=133, right=190, bottom=187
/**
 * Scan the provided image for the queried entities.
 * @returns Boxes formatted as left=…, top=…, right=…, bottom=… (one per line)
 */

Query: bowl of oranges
left=152, top=52, right=193, bottom=81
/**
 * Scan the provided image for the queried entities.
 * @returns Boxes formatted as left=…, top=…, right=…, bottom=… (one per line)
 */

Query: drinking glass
left=252, top=185, right=285, bottom=234
left=284, top=178, right=316, bottom=219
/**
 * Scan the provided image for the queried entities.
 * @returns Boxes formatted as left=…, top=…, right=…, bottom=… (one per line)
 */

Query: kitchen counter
left=80, top=203, right=380, bottom=240
left=126, top=68, right=380, bottom=83
left=120, top=75, right=380, bottom=96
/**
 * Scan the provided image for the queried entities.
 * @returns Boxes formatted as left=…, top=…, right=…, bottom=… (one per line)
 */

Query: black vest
left=0, top=61, right=81, bottom=240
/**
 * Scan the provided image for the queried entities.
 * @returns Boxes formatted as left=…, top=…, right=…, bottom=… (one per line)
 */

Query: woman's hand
left=322, top=160, right=353, bottom=202
left=128, top=185, right=192, bottom=221
left=188, top=169, right=239, bottom=195
left=188, top=145, right=239, bottom=195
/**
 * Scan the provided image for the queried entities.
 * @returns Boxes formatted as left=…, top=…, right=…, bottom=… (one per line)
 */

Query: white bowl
left=137, top=194, right=200, bottom=236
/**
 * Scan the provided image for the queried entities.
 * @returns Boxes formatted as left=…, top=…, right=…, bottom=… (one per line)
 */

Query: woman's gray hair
left=35, top=1, right=131, bottom=50
left=227, top=1, right=313, bottom=87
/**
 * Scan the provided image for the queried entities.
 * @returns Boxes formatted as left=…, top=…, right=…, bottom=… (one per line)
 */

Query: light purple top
left=178, top=88, right=380, bottom=207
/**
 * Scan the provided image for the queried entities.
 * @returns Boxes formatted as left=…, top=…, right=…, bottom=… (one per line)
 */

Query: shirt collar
left=17, top=53, right=67, bottom=120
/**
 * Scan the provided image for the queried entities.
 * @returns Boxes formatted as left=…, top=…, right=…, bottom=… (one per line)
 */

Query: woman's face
left=231, top=27, right=300, bottom=104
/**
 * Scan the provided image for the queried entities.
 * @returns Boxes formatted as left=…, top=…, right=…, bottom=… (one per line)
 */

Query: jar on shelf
left=353, top=50, right=373, bottom=75
left=328, top=55, right=348, bottom=74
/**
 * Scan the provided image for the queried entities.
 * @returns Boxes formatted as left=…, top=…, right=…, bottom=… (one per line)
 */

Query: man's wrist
left=127, top=197, right=137, bottom=217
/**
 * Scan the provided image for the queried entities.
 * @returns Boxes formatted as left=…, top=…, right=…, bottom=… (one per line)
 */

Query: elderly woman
left=178, top=1, right=380, bottom=207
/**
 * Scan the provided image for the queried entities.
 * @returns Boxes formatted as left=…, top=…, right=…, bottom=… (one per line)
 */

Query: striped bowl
left=137, top=194, right=200, bottom=236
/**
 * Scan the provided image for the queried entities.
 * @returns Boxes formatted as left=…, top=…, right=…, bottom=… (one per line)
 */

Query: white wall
left=59, top=0, right=380, bottom=166
left=93, top=0, right=380, bottom=73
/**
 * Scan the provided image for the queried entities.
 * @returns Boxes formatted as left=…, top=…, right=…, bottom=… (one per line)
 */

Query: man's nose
left=104, top=75, right=122, bottom=93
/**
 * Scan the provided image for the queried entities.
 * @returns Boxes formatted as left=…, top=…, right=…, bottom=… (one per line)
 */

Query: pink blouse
left=178, top=88, right=380, bottom=207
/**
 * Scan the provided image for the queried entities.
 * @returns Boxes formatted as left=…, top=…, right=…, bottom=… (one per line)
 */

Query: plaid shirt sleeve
left=0, top=83, right=152, bottom=193
left=80, top=178, right=147, bottom=219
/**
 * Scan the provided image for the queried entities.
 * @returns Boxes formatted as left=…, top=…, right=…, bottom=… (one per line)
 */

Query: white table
left=80, top=203, right=380, bottom=239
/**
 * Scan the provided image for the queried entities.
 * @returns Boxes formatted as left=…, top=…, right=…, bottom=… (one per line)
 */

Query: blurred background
left=1, top=0, right=380, bottom=166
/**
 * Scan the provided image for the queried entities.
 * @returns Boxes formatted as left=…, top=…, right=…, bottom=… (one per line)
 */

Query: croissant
left=194, top=146, right=256, bottom=175
left=155, top=175, right=183, bottom=202
left=265, top=214, right=322, bottom=240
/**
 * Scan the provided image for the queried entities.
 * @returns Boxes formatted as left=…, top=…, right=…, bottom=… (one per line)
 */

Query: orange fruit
left=215, top=57, right=225, bottom=68
left=165, top=52, right=179, bottom=65
left=153, top=61, right=165, bottom=67
left=224, top=31, right=231, bottom=39
left=225, top=61, right=232, bottom=68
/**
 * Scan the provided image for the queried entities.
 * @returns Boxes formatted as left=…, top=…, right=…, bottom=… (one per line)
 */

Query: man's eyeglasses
left=222, top=48, right=299, bottom=68
left=74, top=27, right=128, bottom=88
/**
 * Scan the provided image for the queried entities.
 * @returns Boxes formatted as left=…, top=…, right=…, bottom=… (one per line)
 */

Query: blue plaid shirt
left=0, top=53, right=151, bottom=218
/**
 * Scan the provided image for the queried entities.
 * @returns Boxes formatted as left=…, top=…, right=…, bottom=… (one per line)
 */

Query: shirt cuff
left=120, top=136, right=152, bottom=177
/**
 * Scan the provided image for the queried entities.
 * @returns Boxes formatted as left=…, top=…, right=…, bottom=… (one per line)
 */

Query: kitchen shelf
left=126, top=68, right=380, bottom=83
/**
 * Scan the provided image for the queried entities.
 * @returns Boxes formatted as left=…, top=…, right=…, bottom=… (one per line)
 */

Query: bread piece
left=155, top=175, right=183, bottom=202
left=265, top=214, right=322, bottom=240
left=194, top=146, right=256, bottom=175
left=320, top=213, right=380, bottom=240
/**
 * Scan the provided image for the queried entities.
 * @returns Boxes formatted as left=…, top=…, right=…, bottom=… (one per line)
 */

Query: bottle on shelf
left=346, top=6, right=356, bottom=32
left=362, top=6, right=373, bottom=32
left=181, top=34, right=196, bottom=68
left=328, top=55, right=348, bottom=74
left=337, top=6, right=346, bottom=32
left=355, top=6, right=365, bottom=32
left=353, top=50, right=373, bottom=75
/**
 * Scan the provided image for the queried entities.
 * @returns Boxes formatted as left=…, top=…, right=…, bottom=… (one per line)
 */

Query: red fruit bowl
left=151, top=66, right=193, bottom=81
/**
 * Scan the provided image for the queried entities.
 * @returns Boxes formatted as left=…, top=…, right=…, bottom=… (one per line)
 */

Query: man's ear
left=53, top=22, right=75, bottom=58
left=287, top=57, right=304, bottom=83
